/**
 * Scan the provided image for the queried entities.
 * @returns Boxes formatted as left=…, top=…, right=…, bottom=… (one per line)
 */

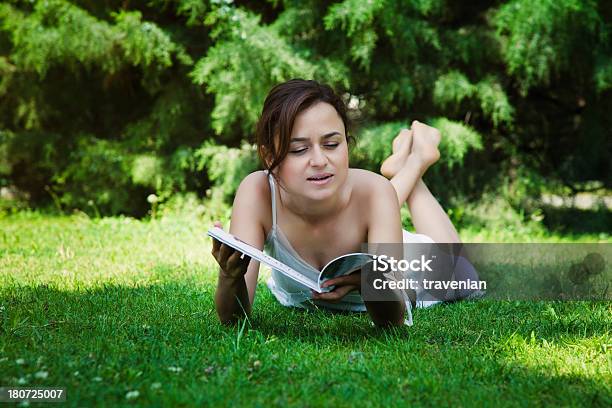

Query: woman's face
left=274, top=102, right=349, bottom=202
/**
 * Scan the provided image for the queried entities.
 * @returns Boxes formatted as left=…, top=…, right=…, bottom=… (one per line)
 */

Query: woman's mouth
left=307, top=173, right=334, bottom=185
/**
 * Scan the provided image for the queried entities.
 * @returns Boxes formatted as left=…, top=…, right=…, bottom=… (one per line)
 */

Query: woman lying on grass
left=211, top=78, right=466, bottom=327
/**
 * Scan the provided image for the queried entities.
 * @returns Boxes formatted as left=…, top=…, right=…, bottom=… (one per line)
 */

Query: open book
left=208, top=227, right=374, bottom=293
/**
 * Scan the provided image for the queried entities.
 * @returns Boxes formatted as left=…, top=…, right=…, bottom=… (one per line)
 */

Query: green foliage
left=156, top=192, right=221, bottom=222
left=122, top=82, right=203, bottom=151
left=194, top=141, right=260, bottom=202
left=594, top=54, right=612, bottom=93
left=175, top=0, right=210, bottom=27
left=192, top=6, right=348, bottom=136
left=0, top=0, right=213, bottom=216
left=434, top=72, right=514, bottom=128
left=114, top=9, right=193, bottom=68
left=433, top=71, right=475, bottom=108
left=131, top=154, right=163, bottom=189
left=0, top=1, right=191, bottom=79
left=474, top=77, right=514, bottom=128
left=0, top=131, right=12, bottom=177
left=350, top=121, right=403, bottom=172
left=494, top=0, right=603, bottom=95
left=458, top=194, right=547, bottom=239
left=53, top=137, right=142, bottom=215
left=351, top=119, right=482, bottom=172
left=430, top=118, right=483, bottom=169
left=0, top=0, right=608, bottom=221
left=324, top=0, right=384, bottom=69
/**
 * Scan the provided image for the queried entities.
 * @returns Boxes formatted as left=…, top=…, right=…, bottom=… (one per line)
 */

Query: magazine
left=207, top=227, right=374, bottom=293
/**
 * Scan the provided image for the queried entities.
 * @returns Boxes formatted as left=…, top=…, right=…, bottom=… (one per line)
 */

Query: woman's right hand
left=211, top=221, right=251, bottom=280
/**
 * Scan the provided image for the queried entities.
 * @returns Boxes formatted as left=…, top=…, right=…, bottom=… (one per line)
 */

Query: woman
left=211, top=79, right=462, bottom=327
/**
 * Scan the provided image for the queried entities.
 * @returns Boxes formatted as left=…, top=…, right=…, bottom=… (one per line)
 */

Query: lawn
left=1, top=213, right=610, bottom=406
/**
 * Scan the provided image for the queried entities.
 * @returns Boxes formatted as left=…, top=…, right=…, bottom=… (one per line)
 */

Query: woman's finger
left=239, top=254, right=252, bottom=269
left=211, top=236, right=221, bottom=255
left=218, top=243, right=233, bottom=265
left=227, top=251, right=250, bottom=270
left=322, top=272, right=360, bottom=288
left=322, top=275, right=348, bottom=288
left=321, top=290, right=344, bottom=303
left=313, top=285, right=356, bottom=303
left=225, top=250, right=242, bottom=269
left=312, top=291, right=337, bottom=302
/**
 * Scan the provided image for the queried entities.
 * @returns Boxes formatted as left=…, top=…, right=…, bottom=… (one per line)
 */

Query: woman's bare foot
left=380, top=129, right=413, bottom=178
left=409, top=120, right=440, bottom=172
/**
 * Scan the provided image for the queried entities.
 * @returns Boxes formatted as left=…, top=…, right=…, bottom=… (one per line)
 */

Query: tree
left=0, top=0, right=609, bottom=218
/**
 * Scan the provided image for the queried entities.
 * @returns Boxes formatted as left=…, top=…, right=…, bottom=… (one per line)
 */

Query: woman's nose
left=309, top=146, right=328, bottom=167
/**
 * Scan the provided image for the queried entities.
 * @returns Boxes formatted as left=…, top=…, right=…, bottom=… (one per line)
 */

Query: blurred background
left=0, top=0, right=610, bottom=240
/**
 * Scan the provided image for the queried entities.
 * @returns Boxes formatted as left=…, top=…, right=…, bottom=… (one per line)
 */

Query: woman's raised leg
left=381, top=121, right=461, bottom=244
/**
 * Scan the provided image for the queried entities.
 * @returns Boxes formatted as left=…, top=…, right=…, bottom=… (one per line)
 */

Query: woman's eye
left=324, top=143, right=339, bottom=149
left=289, top=147, right=307, bottom=154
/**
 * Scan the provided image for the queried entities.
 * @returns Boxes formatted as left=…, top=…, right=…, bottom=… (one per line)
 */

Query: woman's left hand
left=311, top=272, right=361, bottom=303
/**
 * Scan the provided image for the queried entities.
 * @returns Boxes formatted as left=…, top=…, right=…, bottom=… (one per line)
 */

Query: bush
left=53, top=137, right=149, bottom=216
left=0, top=0, right=608, bottom=226
left=350, top=119, right=483, bottom=172
left=195, top=141, right=260, bottom=203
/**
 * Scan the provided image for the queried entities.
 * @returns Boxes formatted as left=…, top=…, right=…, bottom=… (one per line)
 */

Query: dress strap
left=267, top=172, right=278, bottom=227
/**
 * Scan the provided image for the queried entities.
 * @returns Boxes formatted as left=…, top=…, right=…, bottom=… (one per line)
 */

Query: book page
left=207, top=227, right=319, bottom=291
left=318, top=253, right=375, bottom=290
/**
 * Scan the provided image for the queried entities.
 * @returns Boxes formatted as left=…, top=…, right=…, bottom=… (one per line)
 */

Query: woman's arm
left=213, top=172, right=267, bottom=324
left=363, top=176, right=407, bottom=326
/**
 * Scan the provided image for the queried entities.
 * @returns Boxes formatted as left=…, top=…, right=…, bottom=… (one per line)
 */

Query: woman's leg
left=381, top=122, right=479, bottom=304
left=381, top=121, right=461, bottom=244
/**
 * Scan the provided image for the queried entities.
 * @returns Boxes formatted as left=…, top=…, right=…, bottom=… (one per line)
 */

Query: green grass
left=1, top=213, right=610, bottom=406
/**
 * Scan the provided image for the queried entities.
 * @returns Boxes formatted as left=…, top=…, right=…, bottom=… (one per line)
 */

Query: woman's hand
left=211, top=221, right=251, bottom=280
left=311, top=272, right=361, bottom=303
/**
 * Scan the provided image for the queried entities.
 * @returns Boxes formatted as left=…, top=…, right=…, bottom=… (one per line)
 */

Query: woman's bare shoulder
left=232, top=170, right=272, bottom=232
left=234, top=170, right=271, bottom=207
left=348, top=168, right=394, bottom=194
left=347, top=170, right=400, bottom=241
left=237, top=170, right=269, bottom=194
left=348, top=168, right=397, bottom=211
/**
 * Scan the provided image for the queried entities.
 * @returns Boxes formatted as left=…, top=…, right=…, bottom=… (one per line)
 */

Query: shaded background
left=0, top=0, right=610, bottom=236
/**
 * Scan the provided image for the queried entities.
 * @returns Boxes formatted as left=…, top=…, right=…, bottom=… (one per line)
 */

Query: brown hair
left=255, top=79, right=352, bottom=174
